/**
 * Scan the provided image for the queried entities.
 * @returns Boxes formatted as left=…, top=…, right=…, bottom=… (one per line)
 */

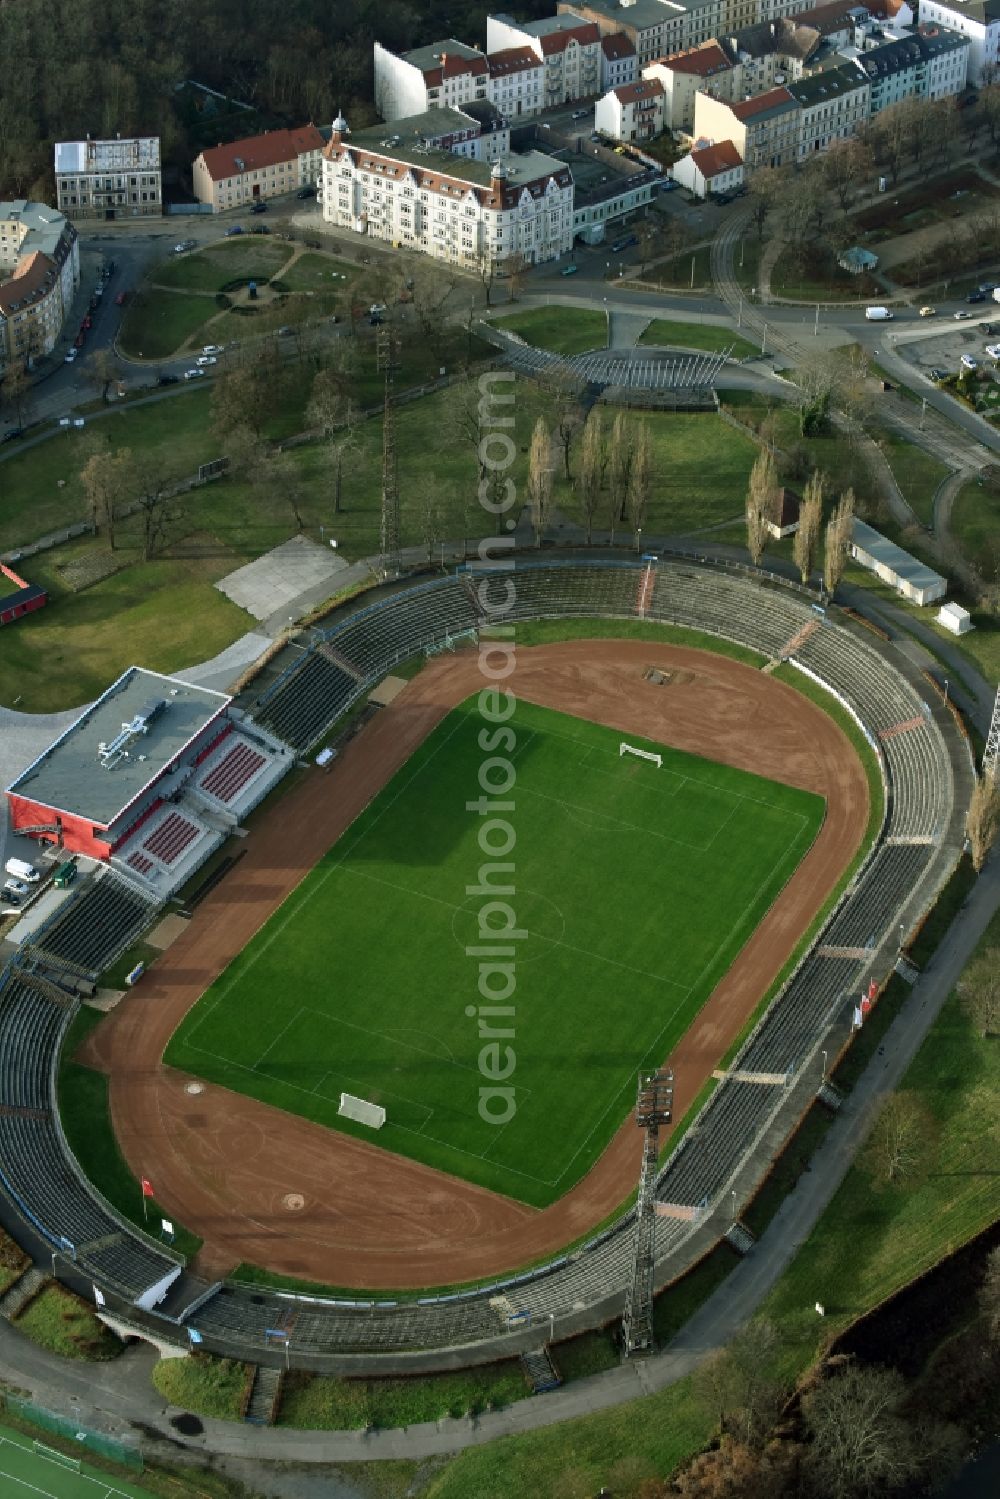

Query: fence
left=3, top=1394, right=144, bottom=1473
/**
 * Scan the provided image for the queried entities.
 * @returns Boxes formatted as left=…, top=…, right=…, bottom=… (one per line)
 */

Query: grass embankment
left=492, top=306, right=607, bottom=356
left=0, top=1226, right=29, bottom=1296
left=14, top=1282, right=122, bottom=1360
left=152, top=1354, right=250, bottom=1419
left=277, top=1363, right=527, bottom=1429
left=880, top=433, right=951, bottom=528
left=58, top=1007, right=202, bottom=1258
left=638, top=318, right=758, bottom=359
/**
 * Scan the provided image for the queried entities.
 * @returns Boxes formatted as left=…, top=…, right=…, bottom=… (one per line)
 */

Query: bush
left=214, top=293, right=232, bottom=309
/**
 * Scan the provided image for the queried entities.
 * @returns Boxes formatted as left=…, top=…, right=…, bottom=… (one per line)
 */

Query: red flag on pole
left=141, top=1177, right=154, bottom=1199
left=867, top=979, right=878, bottom=1001
left=860, top=996, right=872, bottom=1015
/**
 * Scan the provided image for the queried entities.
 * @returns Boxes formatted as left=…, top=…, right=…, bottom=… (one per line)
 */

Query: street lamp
left=636, top=526, right=643, bottom=554
left=821, top=1049, right=828, bottom=1079
left=731, top=1188, right=737, bottom=1221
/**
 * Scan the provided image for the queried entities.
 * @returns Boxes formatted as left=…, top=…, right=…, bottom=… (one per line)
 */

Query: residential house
left=672, top=138, right=745, bottom=195
left=0, top=200, right=79, bottom=370
left=488, top=45, right=547, bottom=117
left=765, top=487, right=801, bottom=537
left=841, top=27, right=969, bottom=108
left=487, top=15, right=603, bottom=104
left=374, top=39, right=489, bottom=122
left=643, top=42, right=738, bottom=130
left=559, top=0, right=727, bottom=66
left=192, top=125, right=326, bottom=211
left=600, top=32, right=639, bottom=90
left=320, top=113, right=574, bottom=269
left=788, top=63, right=870, bottom=156
left=694, top=85, right=801, bottom=168
left=915, top=0, right=1000, bottom=83
left=54, top=136, right=161, bottom=221
left=594, top=76, right=667, bottom=139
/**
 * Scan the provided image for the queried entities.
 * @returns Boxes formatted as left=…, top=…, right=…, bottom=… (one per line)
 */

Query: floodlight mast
left=622, top=1068, right=674, bottom=1358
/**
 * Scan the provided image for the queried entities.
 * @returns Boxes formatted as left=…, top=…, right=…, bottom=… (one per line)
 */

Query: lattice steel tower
left=622, top=1068, right=674, bottom=1358
left=377, top=324, right=401, bottom=580
left=985, top=684, right=1000, bottom=782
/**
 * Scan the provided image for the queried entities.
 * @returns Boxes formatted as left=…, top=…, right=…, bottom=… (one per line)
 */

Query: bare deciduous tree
left=540, top=366, right=586, bottom=481
left=794, top=470, right=825, bottom=584
left=79, top=445, right=131, bottom=549
left=627, top=420, right=653, bottom=540
left=746, top=447, right=778, bottom=566
left=863, top=1091, right=937, bottom=1186
left=578, top=407, right=606, bottom=546
left=958, top=948, right=1000, bottom=1037
left=823, top=487, right=855, bottom=597
left=966, top=772, right=1000, bottom=872
left=90, top=347, right=119, bottom=404
left=306, top=366, right=345, bottom=436
left=694, top=1320, right=784, bottom=1450
left=802, top=1362, right=926, bottom=1499
left=526, top=415, right=554, bottom=546
left=607, top=410, right=634, bottom=545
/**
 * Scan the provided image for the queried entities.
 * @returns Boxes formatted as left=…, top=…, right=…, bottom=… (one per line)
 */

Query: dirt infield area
left=80, top=641, right=870, bottom=1288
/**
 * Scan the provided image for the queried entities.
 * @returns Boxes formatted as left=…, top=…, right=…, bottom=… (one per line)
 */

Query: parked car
left=203, top=344, right=223, bottom=355
left=277, top=325, right=294, bottom=335
left=64, top=348, right=77, bottom=362
left=183, top=368, right=205, bottom=380
left=370, top=303, right=387, bottom=315
left=929, top=368, right=948, bottom=381
left=590, top=131, right=601, bottom=143
left=196, top=355, right=218, bottom=366
left=249, top=224, right=270, bottom=234
left=3, top=879, right=29, bottom=899
left=610, top=234, right=638, bottom=252
left=986, top=343, right=1000, bottom=359
left=0, top=892, right=21, bottom=909
left=714, top=191, right=734, bottom=204
left=658, top=179, right=678, bottom=192
left=967, top=289, right=986, bottom=303
left=224, top=225, right=244, bottom=236
left=919, top=306, right=936, bottom=317
left=173, top=239, right=196, bottom=253
left=72, top=417, right=85, bottom=428
left=157, top=373, right=180, bottom=386
left=561, top=263, right=579, bottom=276
left=249, top=200, right=267, bottom=213
left=961, top=354, right=979, bottom=371
left=296, top=185, right=316, bottom=199
left=571, top=109, right=588, bottom=120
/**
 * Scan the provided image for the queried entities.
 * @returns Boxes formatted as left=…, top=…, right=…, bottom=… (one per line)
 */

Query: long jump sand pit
left=80, top=640, right=869, bottom=1288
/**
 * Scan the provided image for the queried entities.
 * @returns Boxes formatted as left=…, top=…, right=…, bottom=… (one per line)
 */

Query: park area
left=119, top=238, right=363, bottom=358
left=167, top=696, right=823, bottom=1205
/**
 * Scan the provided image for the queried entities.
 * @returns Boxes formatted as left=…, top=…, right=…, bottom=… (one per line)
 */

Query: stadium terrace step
left=817, top=944, right=872, bottom=960
left=17, top=968, right=76, bottom=1009
left=0, top=1104, right=50, bottom=1120
left=878, top=715, right=928, bottom=740
left=895, top=955, right=921, bottom=986
left=520, top=1345, right=562, bottom=1394
left=0, top=1265, right=47, bottom=1322
left=245, top=1364, right=283, bottom=1425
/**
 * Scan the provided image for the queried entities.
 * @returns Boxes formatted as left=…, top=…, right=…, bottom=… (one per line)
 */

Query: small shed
left=936, top=601, right=973, bottom=636
left=850, top=519, right=946, bottom=606
left=0, top=561, right=47, bottom=627
left=838, top=246, right=879, bottom=275
left=766, top=486, right=801, bottom=539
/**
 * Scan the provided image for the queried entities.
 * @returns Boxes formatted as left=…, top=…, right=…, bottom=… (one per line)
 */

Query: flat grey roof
left=6, top=667, right=230, bottom=828
left=851, top=519, right=946, bottom=594
left=402, top=38, right=486, bottom=70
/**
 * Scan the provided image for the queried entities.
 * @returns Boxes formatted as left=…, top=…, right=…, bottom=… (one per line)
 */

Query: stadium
left=0, top=554, right=973, bottom=1375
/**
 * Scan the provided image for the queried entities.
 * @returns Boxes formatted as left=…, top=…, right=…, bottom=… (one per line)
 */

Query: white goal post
left=620, top=742, right=662, bottom=769
left=339, top=1093, right=386, bottom=1129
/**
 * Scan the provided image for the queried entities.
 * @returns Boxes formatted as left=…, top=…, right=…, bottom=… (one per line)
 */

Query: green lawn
left=14, top=1283, right=121, bottom=1362
left=638, top=319, right=758, bottom=360
left=0, top=552, right=252, bottom=712
left=880, top=433, right=951, bottom=528
left=58, top=1008, right=202, bottom=1257
left=647, top=244, right=713, bottom=291
left=277, top=1363, right=527, bottom=1429
left=278, top=252, right=359, bottom=292
left=770, top=243, right=881, bottom=303
left=950, top=476, right=1000, bottom=577
left=167, top=698, right=824, bottom=1205
left=118, top=289, right=223, bottom=360
left=151, top=240, right=292, bottom=292
left=492, top=306, right=607, bottom=355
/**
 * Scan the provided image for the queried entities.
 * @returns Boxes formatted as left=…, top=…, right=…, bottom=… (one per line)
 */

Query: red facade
left=5, top=792, right=112, bottom=859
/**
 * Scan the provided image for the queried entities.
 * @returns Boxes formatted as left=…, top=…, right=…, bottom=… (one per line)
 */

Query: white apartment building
left=842, top=27, right=969, bottom=109
left=0, top=201, right=79, bottom=370
left=363, top=106, right=511, bottom=162
left=594, top=76, right=667, bottom=139
left=916, top=0, right=999, bottom=82
left=54, top=135, right=161, bottom=220
left=192, top=125, right=325, bottom=211
left=320, top=114, right=574, bottom=269
left=488, top=45, right=547, bottom=117
left=487, top=14, right=603, bottom=103
left=374, top=39, right=490, bottom=120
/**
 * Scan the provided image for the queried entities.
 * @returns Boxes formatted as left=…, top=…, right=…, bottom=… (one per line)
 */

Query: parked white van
left=5, top=858, right=39, bottom=883
left=865, top=307, right=894, bottom=322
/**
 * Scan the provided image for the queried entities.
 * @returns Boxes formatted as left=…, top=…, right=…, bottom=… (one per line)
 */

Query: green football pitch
left=167, top=699, right=824, bottom=1206
left=0, top=1425, right=151, bottom=1498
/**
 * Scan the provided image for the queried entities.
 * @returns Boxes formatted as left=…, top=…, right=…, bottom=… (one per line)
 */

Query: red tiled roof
left=655, top=41, right=733, bottom=77
left=198, top=124, right=325, bottom=182
left=601, top=32, right=636, bottom=59
left=489, top=45, right=543, bottom=76
left=539, top=23, right=599, bottom=54
left=689, top=139, right=743, bottom=178
left=730, top=85, right=795, bottom=120
left=614, top=78, right=664, bottom=105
